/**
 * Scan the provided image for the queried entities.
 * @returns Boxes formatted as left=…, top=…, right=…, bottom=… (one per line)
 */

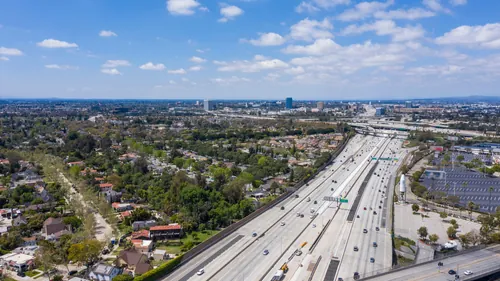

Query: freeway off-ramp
left=165, top=135, right=408, bottom=281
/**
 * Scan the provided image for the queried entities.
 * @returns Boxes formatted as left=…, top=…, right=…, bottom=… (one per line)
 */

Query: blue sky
left=1, top=0, right=500, bottom=100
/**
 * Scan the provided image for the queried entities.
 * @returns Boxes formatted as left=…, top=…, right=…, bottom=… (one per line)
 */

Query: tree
left=412, top=204, right=420, bottom=213
left=270, top=182, right=280, bottom=194
left=447, top=226, right=457, bottom=239
left=439, top=212, right=448, bottom=220
left=113, top=275, right=134, bottom=281
left=456, top=155, right=464, bottom=164
left=417, top=226, right=428, bottom=240
left=63, top=216, right=83, bottom=230
left=429, top=234, right=439, bottom=244
left=450, top=219, right=457, bottom=226
left=68, top=239, right=102, bottom=268
left=467, top=201, right=475, bottom=219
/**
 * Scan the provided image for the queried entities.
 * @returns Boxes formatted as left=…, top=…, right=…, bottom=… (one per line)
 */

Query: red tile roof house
left=131, top=230, right=150, bottom=240
left=120, top=211, right=132, bottom=221
left=99, top=183, right=114, bottom=192
left=149, top=224, right=183, bottom=240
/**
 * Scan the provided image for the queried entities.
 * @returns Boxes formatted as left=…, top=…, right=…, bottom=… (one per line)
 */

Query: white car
left=280, top=221, right=285, bottom=226
left=464, top=270, right=473, bottom=275
left=197, top=269, right=205, bottom=276
left=312, top=224, right=316, bottom=228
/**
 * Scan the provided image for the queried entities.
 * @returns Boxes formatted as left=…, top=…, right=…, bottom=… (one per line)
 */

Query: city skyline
left=1, top=0, right=500, bottom=99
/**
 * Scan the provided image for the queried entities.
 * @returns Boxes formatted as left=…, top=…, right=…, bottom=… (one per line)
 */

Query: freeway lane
left=165, top=135, right=376, bottom=281
left=363, top=245, right=500, bottom=281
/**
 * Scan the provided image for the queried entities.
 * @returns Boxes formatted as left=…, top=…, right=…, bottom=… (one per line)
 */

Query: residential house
left=99, top=183, right=114, bottom=192
left=42, top=217, right=71, bottom=240
left=12, top=215, right=28, bottom=227
left=0, top=226, right=11, bottom=235
left=112, top=203, right=133, bottom=212
left=132, top=220, right=157, bottom=231
left=89, top=263, right=121, bottom=281
left=120, top=211, right=132, bottom=221
left=149, top=224, right=183, bottom=240
left=131, top=230, right=150, bottom=241
left=152, top=249, right=168, bottom=261
left=0, top=253, right=35, bottom=272
left=104, top=190, right=122, bottom=204
left=94, top=177, right=105, bottom=183
left=116, top=249, right=152, bottom=276
left=69, top=278, right=90, bottom=281
left=131, top=239, right=154, bottom=254
left=22, top=237, right=37, bottom=247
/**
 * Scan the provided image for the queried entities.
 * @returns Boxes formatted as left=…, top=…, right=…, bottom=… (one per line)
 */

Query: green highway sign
left=340, top=198, right=348, bottom=203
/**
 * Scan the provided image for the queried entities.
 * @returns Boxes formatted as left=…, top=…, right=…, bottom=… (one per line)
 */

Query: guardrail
left=162, top=133, right=351, bottom=279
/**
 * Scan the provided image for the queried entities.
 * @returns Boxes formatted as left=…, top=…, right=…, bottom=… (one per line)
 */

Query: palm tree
left=467, top=201, right=475, bottom=220
left=489, top=186, right=494, bottom=213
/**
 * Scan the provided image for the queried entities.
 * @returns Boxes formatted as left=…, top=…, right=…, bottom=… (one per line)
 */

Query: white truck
left=271, top=270, right=284, bottom=281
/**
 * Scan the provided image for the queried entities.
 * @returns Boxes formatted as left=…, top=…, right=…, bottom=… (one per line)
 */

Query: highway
left=363, top=245, right=500, bottom=281
left=165, top=134, right=387, bottom=281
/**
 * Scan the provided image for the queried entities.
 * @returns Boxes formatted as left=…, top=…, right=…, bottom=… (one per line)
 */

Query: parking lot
left=422, top=167, right=500, bottom=213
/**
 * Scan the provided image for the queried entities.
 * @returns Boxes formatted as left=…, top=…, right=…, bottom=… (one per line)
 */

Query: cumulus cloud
left=101, top=68, right=122, bottom=75
left=217, top=57, right=289, bottom=72
left=0, top=47, right=23, bottom=56
left=296, top=0, right=350, bottom=13
left=244, top=32, right=286, bottom=46
left=167, top=0, right=200, bottom=15
left=337, top=0, right=394, bottom=21
left=139, top=62, right=166, bottom=70
left=102, top=60, right=131, bottom=68
left=211, top=76, right=251, bottom=84
left=189, top=65, right=203, bottom=71
left=45, top=64, right=79, bottom=70
left=0, top=56, right=10, bottom=61
left=374, top=8, right=435, bottom=20
left=282, top=38, right=341, bottom=56
left=295, top=2, right=320, bottom=13
left=219, top=5, right=244, bottom=22
left=435, top=23, right=500, bottom=49
left=168, top=68, right=187, bottom=74
left=290, top=18, right=333, bottom=42
left=449, top=0, right=466, bottom=6
left=284, top=66, right=306, bottom=75
left=423, top=0, right=450, bottom=13
left=37, top=39, right=78, bottom=48
left=343, top=20, right=425, bottom=42
left=99, top=30, right=117, bottom=37
left=190, top=56, right=207, bottom=63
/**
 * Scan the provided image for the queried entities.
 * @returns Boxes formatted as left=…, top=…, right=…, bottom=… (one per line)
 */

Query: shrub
left=134, top=255, right=183, bottom=281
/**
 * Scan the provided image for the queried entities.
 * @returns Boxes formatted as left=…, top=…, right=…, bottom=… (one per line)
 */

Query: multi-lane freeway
left=165, top=134, right=408, bottom=281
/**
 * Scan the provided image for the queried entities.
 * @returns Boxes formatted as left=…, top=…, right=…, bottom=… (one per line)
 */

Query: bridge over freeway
left=360, top=245, right=500, bottom=281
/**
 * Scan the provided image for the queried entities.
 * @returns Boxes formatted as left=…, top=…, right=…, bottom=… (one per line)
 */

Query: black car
left=363, top=229, right=368, bottom=233
left=373, top=211, right=377, bottom=215
left=375, top=227, right=380, bottom=231
left=17, top=272, right=26, bottom=277
left=353, top=272, right=360, bottom=280
left=354, top=246, right=359, bottom=251
left=448, top=270, right=457, bottom=275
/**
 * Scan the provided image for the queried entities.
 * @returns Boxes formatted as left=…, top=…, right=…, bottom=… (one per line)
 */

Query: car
left=281, top=221, right=285, bottom=226
left=380, top=200, right=383, bottom=203
left=252, top=232, right=257, bottom=237
left=363, top=229, right=368, bottom=233
left=300, top=214, right=304, bottom=218
left=197, top=269, right=205, bottom=276
left=314, top=200, right=317, bottom=204
left=347, top=169, right=349, bottom=171
left=17, top=272, right=26, bottom=277
left=295, top=194, right=299, bottom=198
left=307, top=197, right=311, bottom=202
left=357, top=215, right=360, bottom=218
left=370, top=257, right=375, bottom=263
left=263, top=249, right=269, bottom=255
left=310, top=215, right=315, bottom=219
left=379, top=206, right=382, bottom=209
left=312, top=224, right=317, bottom=228
left=373, top=242, right=378, bottom=247
left=363, top=207, right=367, bottom=210
left=448, top=270, right=456, bottom=275
left=354, top=246, right=359, bottom=251
left=378, top=189, right=381, bottom=192
left=376, top=227, right=380, bottom=231
left=353, top=272, right=360, bottom=280
left=297, top=212, right=301, bottom=217
left=373, top=211, right=377, bottom=215
left=295, top=249, right=303, bottom=256
left=464, top=270, right=473, bottom=275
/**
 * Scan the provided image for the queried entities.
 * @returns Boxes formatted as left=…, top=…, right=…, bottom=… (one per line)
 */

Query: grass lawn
left=397, top=254, right=414, bottom=266
left=25, top=270, right=39, bottom=277
left=111, top=245, right=125, bottom=255
left=394, top=236, right=416, bottom=253
left=156, top=230, right=220, bottom=255
left=4, top=277, right=17, bottom=281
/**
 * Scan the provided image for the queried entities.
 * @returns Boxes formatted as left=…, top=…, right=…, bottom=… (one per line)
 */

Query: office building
left=204, top=100, right=216, bottom=111
left=375, top=107, right=386, bottom=116
left=317, top=101, right=324, bottom=111
left=285, top=97, right=293, bottom=109
left=405, top=101, right=413, bottom=108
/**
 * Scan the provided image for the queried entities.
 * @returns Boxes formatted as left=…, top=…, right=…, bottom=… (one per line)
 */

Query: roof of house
left=99, top=183, right=113, bottom=188
left=131, top=230, right=150, bottom=239
left=118, top=249, right=147, bottom=267
left=150, top=224, right=182, bottom=231
left=92, top=263, right=118, bottom=275
left=134, top=262, right=152, bottom=275
left=153, top=249, right=167, bottom=255
left=43, top=217, right=63, bottom=226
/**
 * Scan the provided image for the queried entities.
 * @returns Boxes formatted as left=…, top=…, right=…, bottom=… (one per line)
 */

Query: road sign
left=340, top=198, right=348, bottom=203
left=324, top=196, right=337, bottom=202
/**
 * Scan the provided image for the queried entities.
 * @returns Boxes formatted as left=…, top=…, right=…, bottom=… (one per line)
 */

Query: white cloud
left=284, top=66, right=306, bottom=75
left=168, top=68, right=187, bottom=74
left=265, top=73, right=281, bottom=81
left=219, top=5, right=244, bottom=22
left=254, top=55, right=269, bottom=61
left=0, top=47, right=23, bottom=56
left=307, top=0, right=350, bottom=9
left=199, top=6, right=209, bottom=12
left=99, top=30, right=117, bottom=37
left=449, top=0, right=466, bottom=6
left=282, top=38, right=341, bottom=56
left=246, top=32, right=286, bottom=46
left=37, top=39, right=78, bottom=48
left=139, top=62, right=166, bottom=70
left=0, top=56, right=9, bottom=61
left=189, top=65, right=203, bottom=71
left=217, top=57, right=289, bottom=72
left=435, top=23, right=500, bottom=49
left=102, top=60, right=131, bottom=68
left=181, top=77, right=189, bottom=82
left=337, top=0, right=394, bottom=22
left=374, top=8, right=435, bottom=20
left=290, top=18, right=333, bottom=42
left=101, top=68, right=122, bottom=75
left=167, top=0, right=200, bottom=15
left=343, top=20, right=425, bottom=42
left=423, top=0, right=450, bottom=13
left=45, top=64, right=79, bottom=70
left=196, top=49, right=205, bottom=53
left=190, top=56, right=207, bottom=63
left=405, top=64, right=464, bottom=76
left=295, top=2, right=320, bottom=13
left=211, top=76, right=251, bottom=84
left=169, top=80, right=177, bottom=85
